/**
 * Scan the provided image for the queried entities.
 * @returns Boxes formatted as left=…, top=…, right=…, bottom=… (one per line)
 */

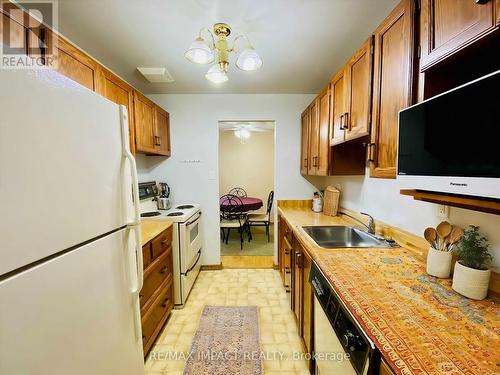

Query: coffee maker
left=157, top=182, right=171, bottom=210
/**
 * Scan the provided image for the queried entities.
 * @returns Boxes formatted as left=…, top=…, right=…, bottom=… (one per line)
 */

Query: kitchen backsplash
left=308, top=173, right=500, bottom=270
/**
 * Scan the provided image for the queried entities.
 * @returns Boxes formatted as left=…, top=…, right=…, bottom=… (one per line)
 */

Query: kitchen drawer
left=142, top=243, right=152, bottom=269
left=141, top=277, right=173, bottom=354
left=140, top=247, right=172, bottom=312
left=151, top=226, right=173, bottom=260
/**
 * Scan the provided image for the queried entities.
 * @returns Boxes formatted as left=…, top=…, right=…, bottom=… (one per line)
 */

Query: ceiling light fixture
left=185, top=23, right=263, bottom=84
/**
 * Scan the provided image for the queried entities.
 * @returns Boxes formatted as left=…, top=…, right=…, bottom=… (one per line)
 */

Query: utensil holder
left=426, top=247, right=452, bottom=278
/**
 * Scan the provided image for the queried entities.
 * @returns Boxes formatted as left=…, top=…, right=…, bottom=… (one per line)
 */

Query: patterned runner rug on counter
left=183, top=306, right=263, bottom=375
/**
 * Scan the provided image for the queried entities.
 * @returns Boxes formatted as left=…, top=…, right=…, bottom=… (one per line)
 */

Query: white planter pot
left=426, top=247, right=452, bottom=278
left=452, top=261, right=491, bottom=300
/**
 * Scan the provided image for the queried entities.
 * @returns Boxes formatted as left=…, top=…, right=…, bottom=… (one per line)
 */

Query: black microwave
left=397, top=70, right=500, bottom=199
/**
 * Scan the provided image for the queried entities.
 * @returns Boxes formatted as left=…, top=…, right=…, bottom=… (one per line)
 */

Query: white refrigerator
left=0, top=69, right=145, bottom=374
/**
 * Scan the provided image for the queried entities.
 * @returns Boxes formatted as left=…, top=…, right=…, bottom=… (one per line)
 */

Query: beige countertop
left=278, top=204, right=500, bottom=375
left=140, top=220, right=173, bottom=246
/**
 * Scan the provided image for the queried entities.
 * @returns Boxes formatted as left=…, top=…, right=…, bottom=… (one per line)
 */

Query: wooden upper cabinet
left=345, top=37, right=373, bottom=141
left=154, top=106, right=171, bottom=156
left=133, top=91, right=157, bottom=154
left=330, top=68, right=347, bottom=146
left=48, top=31, right=99, bottom=91
left=420, top=0, right=497, bottom=70
left=316, top=86, right=331, bottom=176
left=370, top=0, right=414, bottom=179
left=300, top=109, right=310, bottom=175
left=307, top=99, right=319, bottom=175
left=97, top=68, right=136, bottom=154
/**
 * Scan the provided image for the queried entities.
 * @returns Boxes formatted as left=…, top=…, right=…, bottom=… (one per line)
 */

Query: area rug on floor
left=183, top=306, right=263, bottom=375
left=221, top=225, right=274, bottom=256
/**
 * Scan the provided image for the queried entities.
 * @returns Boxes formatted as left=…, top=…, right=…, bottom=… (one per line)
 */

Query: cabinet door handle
left=304, top=158, right=308, bottom=168
left=475, top=0, right=489, bottom=4
left=161, top=298, right=170, bottom=308
left=344, top=112, right=349, bottom=131
left=339, top=114, right=345, bottom=130
left=368, top=143, right=376, bottom=162
left=296, top=252, right=302, bottom=268
left=160, top=266, right=168, bottom=274
left=285, top=267, right=291, bottom=274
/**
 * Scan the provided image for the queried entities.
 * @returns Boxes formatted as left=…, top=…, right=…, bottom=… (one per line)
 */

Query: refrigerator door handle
left=120, top=106, right=143, bottom=340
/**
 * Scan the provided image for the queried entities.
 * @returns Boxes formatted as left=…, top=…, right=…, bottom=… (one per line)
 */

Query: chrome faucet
left=360, top=212, right=376, bottom=235
left=340, top=211, right=376, bottom=235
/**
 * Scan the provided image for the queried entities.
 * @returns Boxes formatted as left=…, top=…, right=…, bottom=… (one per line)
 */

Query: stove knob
left=342, top=332, right=356, bottom=352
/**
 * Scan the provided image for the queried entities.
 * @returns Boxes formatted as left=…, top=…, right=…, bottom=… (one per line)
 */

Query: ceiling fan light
left=185, top=37, right=214, bottom=64
left=205, top=64, right=228, bottom=84
left=234, top=128, right=251, bottom=139
left=236, top=47, right=262, bottom=71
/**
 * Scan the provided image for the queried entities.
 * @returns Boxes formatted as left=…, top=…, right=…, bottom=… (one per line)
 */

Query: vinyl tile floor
left=145, top=269, right=310, bottom=375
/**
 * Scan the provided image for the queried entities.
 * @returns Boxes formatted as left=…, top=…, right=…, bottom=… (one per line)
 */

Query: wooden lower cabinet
left=278, top=214, right=314, bottom=371
left=379, top=357, right=396, bottom=375
left=140, top=226, right=174, bottom=356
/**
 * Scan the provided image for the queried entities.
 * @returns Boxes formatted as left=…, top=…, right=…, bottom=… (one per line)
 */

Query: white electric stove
left=138, top=181, right=202, bottom=308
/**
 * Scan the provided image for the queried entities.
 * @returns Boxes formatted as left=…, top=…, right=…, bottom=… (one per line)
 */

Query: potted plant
left=452, top=225, right=493, bottom=300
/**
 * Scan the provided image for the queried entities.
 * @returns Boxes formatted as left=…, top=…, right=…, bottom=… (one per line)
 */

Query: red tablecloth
left=220, top=197, right=263, bottom=212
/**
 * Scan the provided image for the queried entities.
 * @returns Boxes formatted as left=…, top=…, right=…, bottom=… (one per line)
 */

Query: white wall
left=309, top=173, right=500, bottom=269
left=219, top=129, right=275, bottom=219
left=138, top=94, right=317, bottom=265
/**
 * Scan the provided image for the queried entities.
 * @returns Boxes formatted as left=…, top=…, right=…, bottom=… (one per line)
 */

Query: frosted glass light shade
left=234, top=128, right=251, bottom=139
left=236, top=47, right=262, bottom=71
left=205, top=64, right=228, bottom=83
left=185, top=37, right=214, bottom=64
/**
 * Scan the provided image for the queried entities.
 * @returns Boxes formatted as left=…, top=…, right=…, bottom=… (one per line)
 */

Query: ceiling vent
left=137, top=67, right=174, bottom=83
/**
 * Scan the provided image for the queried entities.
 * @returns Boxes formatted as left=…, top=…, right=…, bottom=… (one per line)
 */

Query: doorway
left=218, top=121, right=275, bottom=268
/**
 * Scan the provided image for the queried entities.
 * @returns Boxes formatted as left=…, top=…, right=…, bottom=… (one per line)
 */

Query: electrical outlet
left=437, top=204, right=449, bottom=219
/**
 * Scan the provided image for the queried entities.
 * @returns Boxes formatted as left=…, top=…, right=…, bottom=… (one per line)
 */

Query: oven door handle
left=183, top=249, right=201, bottom=277
left=186, top=211, right=202, bottom=227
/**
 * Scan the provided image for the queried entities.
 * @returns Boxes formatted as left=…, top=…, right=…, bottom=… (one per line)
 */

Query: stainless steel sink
left=302, top=225, right=395, bottom=248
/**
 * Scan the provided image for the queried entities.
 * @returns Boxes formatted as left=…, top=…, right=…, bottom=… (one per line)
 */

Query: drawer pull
left=161, top=298, right=170, bottom=308
left=161, top=238, right=169, bottom=245
left=160, top=266, right=168, bottom=274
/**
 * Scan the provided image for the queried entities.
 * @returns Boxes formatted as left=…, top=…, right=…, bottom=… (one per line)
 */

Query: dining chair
left=248, top=190, right=274, bottom=242
left=228, top=187, right=247, bottom=198
left=219, top=194, right=249, bottom=250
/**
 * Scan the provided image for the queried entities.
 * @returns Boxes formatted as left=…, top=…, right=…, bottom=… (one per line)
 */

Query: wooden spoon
left=424, top=227, right=438, bottom=249
left=446, top=226, right=464, bottom=251
left=436, top=221, right=452, bottom=250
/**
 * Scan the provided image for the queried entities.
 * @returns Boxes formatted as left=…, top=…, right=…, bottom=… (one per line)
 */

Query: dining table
left=219, top=196, right=263, bottom=212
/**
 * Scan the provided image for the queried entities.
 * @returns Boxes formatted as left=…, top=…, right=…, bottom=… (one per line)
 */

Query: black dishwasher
left=310, top=261, right=380, bottom=374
